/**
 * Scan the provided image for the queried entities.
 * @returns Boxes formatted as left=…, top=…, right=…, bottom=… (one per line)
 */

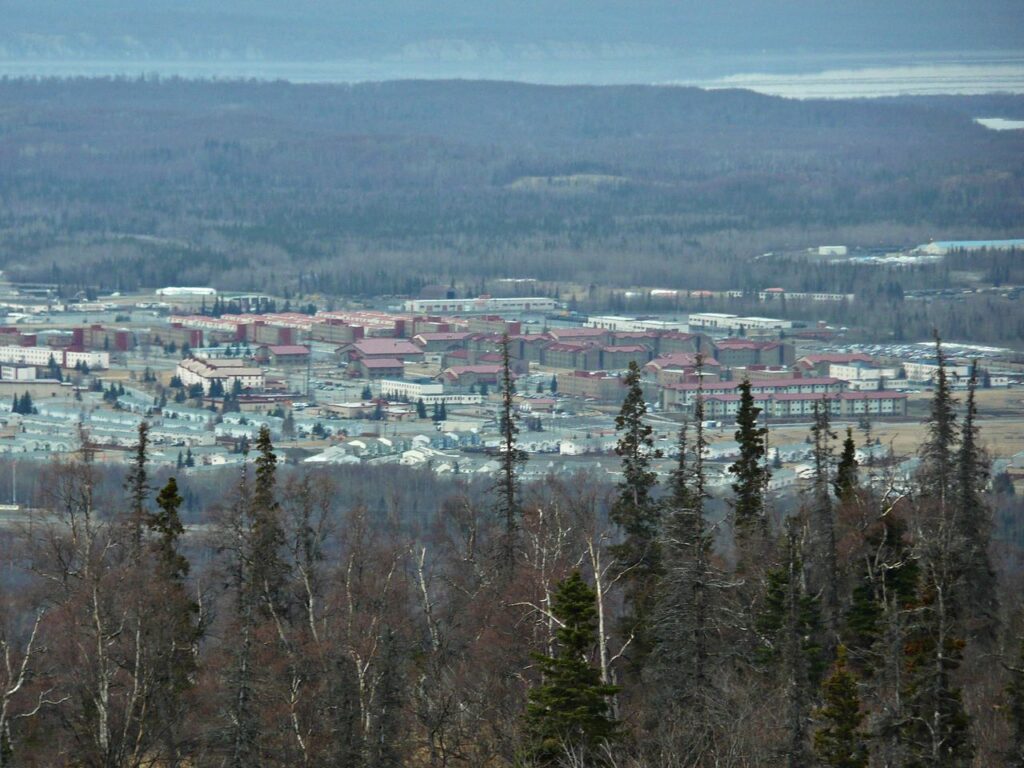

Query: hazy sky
left=2, top=1, right=1022, bottom=83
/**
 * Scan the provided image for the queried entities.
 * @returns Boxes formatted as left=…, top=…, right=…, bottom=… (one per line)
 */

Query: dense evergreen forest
left=0, top=343, right=1023, bottom=766
left=1, top=79, right=1022, bottom=305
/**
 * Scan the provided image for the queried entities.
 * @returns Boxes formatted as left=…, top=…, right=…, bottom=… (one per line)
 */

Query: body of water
left=975, top=117, right=1024, bottom=130
left=1, top=51, right=1023, bottom=100
left=696, top=62, right=1024, bottom=99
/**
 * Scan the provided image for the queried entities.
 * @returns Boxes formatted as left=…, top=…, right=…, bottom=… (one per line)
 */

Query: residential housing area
left=0, top=280, right=1021, bottom=493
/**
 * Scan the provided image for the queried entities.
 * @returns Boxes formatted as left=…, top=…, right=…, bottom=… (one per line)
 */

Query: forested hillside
left=1, top=78, right=1022, bottom=302
left=0, top=343, right=1022, bottom=765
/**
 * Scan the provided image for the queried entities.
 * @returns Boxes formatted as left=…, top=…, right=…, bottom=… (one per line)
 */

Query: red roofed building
left=139, top=323, right=203, bottom=351
left=0, top=328, right=36, bottom=347
left=255, top=344, right=311, bottom=367
left=440, top=348, right=470, bottom=368
left=338, top=338, right=425, bottom=364
left=644, top=352, right=720, bottom=373
left=356, top=358, right=406, bottom=379
left=662, top=376, right=846, bottom=410
left=795, top=353, right=878, bottom=376
left=542, top=342, right=598, bottom=370
left=516, top=396, right=558, bottom=413
left=411, top=316, right=459, bottom=335
left=412, top=332, right=474, bottom=352
left=673, top=390, right=906, bottom=419
left=712, top=338, right=794, bottom=367
left=440, top=364, right=506, bottom=390
left=644, top=353, right=722, bottom=386
left=308, top=318, right=365, bottom=345
left=73, top=325, right=135, bottom=352
left=837, top=391, right=908, bottom=415
left=546, top=327, right=611, bottom=345
left=554, top=370, right=627, bottom=401
left=599, top=344, right=653, bottom=370
left=465, top=315, right=522, bottom=336
left=609, top=331, right=660, bottom=347
left=509, top=334, right=551, bottom=362
left=656, top=331, right=711, bottom=356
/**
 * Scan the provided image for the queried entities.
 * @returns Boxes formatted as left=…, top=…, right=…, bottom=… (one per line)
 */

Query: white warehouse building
left=903, top=360, right=973, bottom=384
left=402, top=296, right=559, bottom=314
left=687, top=313, right=792, bottom=333
left=156, top=287, right=218, bottom=297
left=0, top=345, right=110, bottom=369
left=376, top=379, right=444, bottom=400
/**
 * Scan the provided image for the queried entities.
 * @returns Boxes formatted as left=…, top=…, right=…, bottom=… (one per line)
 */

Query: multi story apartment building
left=176, top=358, right=265, bottom=394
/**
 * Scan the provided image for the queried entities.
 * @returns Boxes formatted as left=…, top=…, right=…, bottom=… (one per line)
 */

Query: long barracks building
left=402, top=296, right=559, bottom=314
left=661, top=377, right=846, bottom=409
left=663, top=387, right=907, bottom=420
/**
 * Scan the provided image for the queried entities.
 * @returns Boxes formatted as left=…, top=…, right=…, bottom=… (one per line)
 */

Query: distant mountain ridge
left=2, top=1, right=1021, bottom=84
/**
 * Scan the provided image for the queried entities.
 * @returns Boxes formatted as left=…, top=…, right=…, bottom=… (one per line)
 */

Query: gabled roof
left=839, top=391, right=907, bottom=400
left=714, top=339, right=781, bottom=350
left=664, top=376, right=842, bottom=392
left=799, top=353, right=876, bottom=365
left=746, top=377, right=842, bottom=388
left=412, top=332, right=472, bottom=344
left=545, top=342, right=594, bottom=353
left=547, top=327, right=608, bottom=338
left=566, top=370, right=621, bottom=380
left=443, top=364, right=504, bottom=375
left=264, top=345, right=310, bottom=355
left=645, top=352, right=721, bottom=370
left=601, top=344, right=649, bottom=353
left=348, top=339, right=423, bottom=356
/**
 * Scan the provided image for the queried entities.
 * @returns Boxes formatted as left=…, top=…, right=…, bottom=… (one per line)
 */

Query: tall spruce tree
left=840, top=490, right=917, bottom=764
left=896, top=337, right=974, bottom=766
left=834, top=428, right=858, bottom=502
left=647, top=368, right=722, bottom=761
left=757, top=521, right=823, bottom=768
left=813, top=646, right=868, bottom=768
left=808, top=397, right=839, bottom=645
left=225, top=460, right=259, bottom=766
left=495, top=334, right=526, bottom=571
left=116, top=419, right=159, bottom=764
left=843, top=516, right=918, bottom=672
left=900, top=553, right=973, bottom=767
left=729, top=378, right=770, bottom=565
left=146, top=477, right=200, bottom=766
left=610, top=360, right=662, bottom=671
left=251, top=425, right=287, bottom=611
left=124, top=421, right=150, bottom=559
left=526, top=571, right=619, bottom=765
left=918, top=332, right=958, bottom=506
left=954, top=366, right=998, bottom=640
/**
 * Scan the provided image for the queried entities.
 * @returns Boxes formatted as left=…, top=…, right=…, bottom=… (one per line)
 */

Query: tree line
left=0, top=340, right=1022, bottom=766
left=2, top=80, right=1022, bottom=309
